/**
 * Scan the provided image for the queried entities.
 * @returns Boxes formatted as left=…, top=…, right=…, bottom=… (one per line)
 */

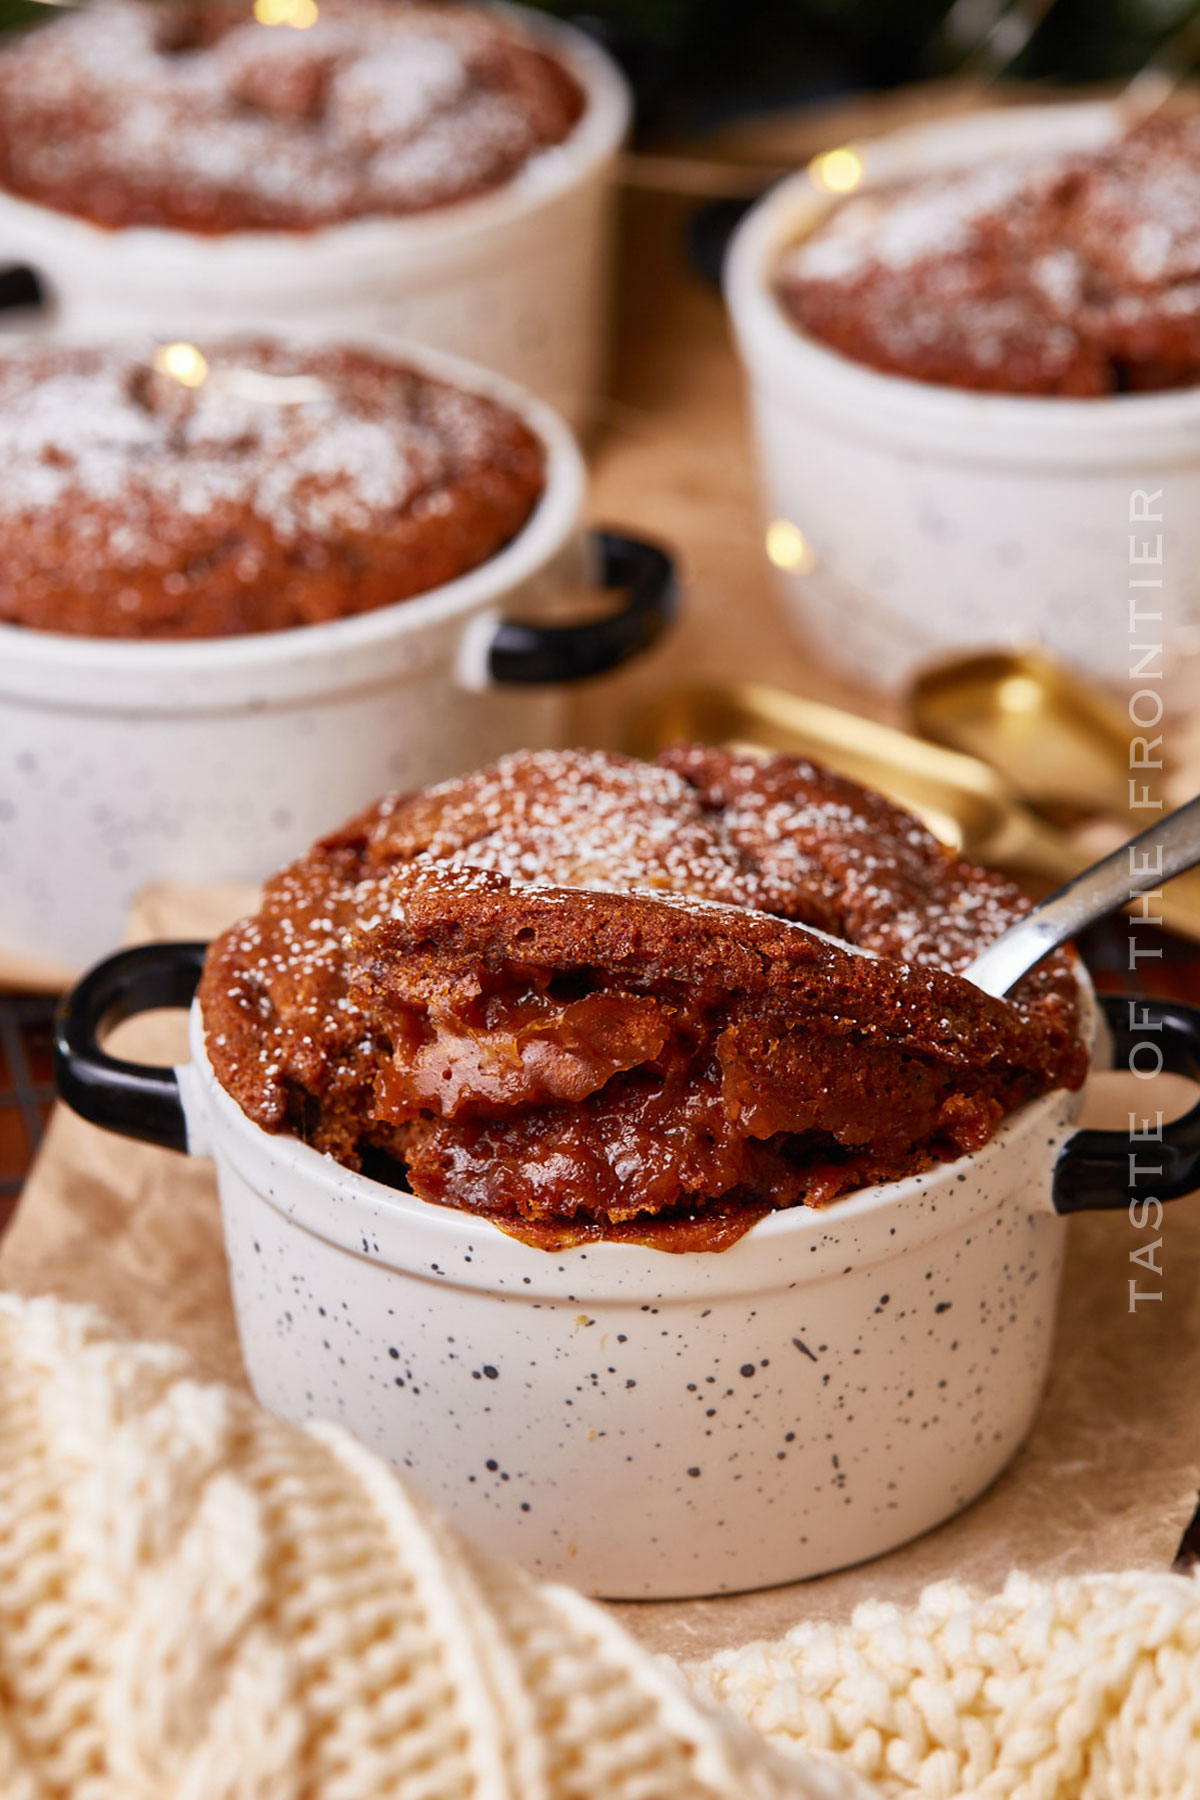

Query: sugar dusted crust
left=200, top=748, right=1088, bottom=1251
left=0, top=339, right=545, bottom=639
left=0, top=0, right=585, bottom=234
left=779, top=115, right=1200, bottom=396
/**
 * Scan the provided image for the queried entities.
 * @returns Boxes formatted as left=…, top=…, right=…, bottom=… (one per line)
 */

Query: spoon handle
left=965, top=794, right=1200, bottom=998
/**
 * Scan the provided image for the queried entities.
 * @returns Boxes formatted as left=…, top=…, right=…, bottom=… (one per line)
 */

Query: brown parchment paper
left=4, top=133, right=1200, bottom=1663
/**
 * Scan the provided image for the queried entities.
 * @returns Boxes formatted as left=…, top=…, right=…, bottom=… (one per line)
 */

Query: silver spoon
left=965, top=795, right=1200, bottom=998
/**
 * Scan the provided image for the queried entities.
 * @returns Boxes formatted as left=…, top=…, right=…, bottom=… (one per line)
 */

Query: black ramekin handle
left=54, top=942, right=208, bottom=1153
left=0, top=264, right=46, bottom=312
left=1053, top=993, right=1200, bottom=1213
left=487, top=529, right=678, bottom=685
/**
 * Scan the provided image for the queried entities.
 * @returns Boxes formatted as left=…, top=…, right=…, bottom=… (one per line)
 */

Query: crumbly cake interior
left=0, top=340, right=545, bottom=639
left=779, top=116, right=1200, bottom=395
left=0, top=0, right=584, bottom=234
left=201, top=748, right=1087, bottom=1252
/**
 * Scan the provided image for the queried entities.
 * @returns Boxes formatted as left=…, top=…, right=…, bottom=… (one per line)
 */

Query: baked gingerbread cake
left=779, top=115, right=1200, bottom=395
left=201, top=747, right=1088, bottom=1251
left=0, top=340, right=545, bottom=639
left=0, top=0, right=584, bottom=234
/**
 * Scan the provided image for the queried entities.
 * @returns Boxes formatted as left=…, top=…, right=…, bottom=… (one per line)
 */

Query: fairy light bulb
left=808, top=146, right=865, bottom=195
left=153, top=343, right=209, bottom=388
left=254, top=0, right=319, bottom=27
left=765, top=520, right=817, bottom=574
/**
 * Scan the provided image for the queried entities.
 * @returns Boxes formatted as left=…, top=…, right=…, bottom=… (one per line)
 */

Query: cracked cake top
left=200, top=747, right=1087, bottom=1251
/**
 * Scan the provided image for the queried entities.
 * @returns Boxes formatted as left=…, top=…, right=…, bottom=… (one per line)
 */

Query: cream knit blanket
left=2, top=1292, right=1197, bottom=1800
left=691, top=1572, right=1200, bottom=1798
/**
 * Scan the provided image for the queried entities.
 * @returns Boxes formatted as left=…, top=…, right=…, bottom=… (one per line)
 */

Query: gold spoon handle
left=974, top=806, right=1091, bottom=885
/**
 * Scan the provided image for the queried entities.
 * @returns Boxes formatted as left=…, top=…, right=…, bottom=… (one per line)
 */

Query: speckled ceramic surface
left=0, top=347, right=586, bottom=971
left=183, top=996, right=1094, bottom=1601
left=726, top=103, right=1200, bottom=700
left=0, top=9, right=629, bottom=431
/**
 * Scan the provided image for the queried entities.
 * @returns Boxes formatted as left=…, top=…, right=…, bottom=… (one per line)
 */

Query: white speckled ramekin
left=61, top=948, right=1200, bottom=1598
left=208, top=1077, right=1076, bottom=1600
left=0, top=341, right=676, bottom=972
left=0, top=7, right=630, bottom=430
left=193, top=991, right=1113, bottom=1600
left=63, top=952, right=1145, bottom=1601
left=725, top=102, right=1200, bottom=699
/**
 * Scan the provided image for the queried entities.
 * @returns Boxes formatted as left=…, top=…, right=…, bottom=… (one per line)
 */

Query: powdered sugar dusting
left=0, top=0, right=584, bottom=233
left=657, top=744, right=1027, bottom=978
left=779, top=116, right=1200, bottom=396
left=0, top=340, right=512, bottom=547
left=785, top=161, right=1034, bottom=284
left=355, top=745, right=1034, bottom=981
left=1075, top=117, right=1200, bottom=289
left=380, top=749, right=785, bottom=909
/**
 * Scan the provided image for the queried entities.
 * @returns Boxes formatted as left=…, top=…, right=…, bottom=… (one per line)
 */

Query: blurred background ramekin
left=0, top=338, right=677, bottom=971
left=726, top=101, right=1200, bottom=703
left=0, top=6, right=630, bottom=432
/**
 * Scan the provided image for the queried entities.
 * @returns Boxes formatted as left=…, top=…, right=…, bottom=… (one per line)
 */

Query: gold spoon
left=909, top=648, right=1168, bottom=826
left=623, top=680, right=1200, bottom=940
